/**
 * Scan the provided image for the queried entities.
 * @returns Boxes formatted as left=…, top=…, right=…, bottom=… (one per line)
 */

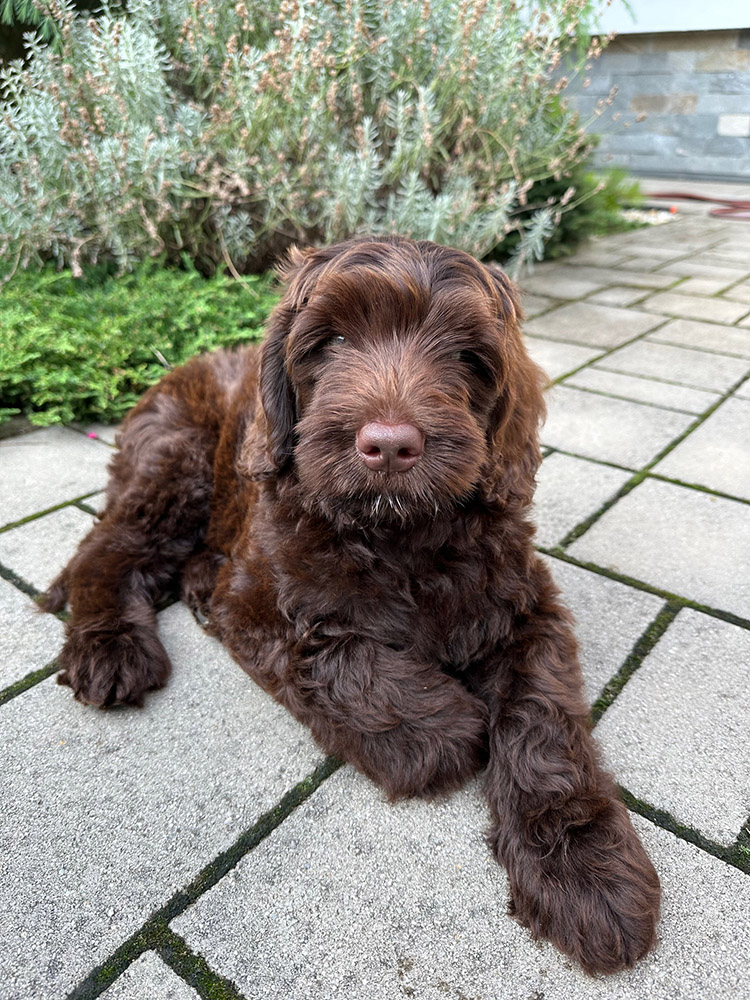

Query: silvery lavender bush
left=0, top=0, right=615, bottom=277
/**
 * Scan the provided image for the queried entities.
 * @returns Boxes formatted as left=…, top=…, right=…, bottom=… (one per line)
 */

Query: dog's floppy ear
left=241, top=245, right=321, bottom=479
left=482, top=263, right=547, bottom=507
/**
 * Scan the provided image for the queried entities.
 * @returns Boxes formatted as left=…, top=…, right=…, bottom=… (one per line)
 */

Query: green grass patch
left=0, top=260, right=280, bottom=428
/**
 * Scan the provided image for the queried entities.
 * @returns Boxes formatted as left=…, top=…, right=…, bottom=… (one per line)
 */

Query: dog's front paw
left=57, top=619, right=171, bottom=708
left=506, top=802, right=660, bottom=975
left=352, top=692, right=488, bottom=800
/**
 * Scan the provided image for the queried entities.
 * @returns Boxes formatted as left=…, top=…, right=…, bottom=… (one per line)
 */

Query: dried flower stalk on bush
left=0, top=0, right=612, bottom=276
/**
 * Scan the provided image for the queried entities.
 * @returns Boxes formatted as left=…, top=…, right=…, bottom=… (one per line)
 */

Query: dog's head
left=244, top=236, right=546, bottom=525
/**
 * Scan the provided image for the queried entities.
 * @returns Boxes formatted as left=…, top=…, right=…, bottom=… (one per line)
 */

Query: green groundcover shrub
left=0, top=262, right=279, bottom=426
left=0, top=0, right=614, bottom=277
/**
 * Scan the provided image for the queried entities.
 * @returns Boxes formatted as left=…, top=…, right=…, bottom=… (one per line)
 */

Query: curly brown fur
left=45, top=235, right=660, bottom=973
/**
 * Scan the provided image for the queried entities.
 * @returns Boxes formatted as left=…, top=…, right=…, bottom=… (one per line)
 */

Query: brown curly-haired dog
left=43, top=236, right=660, bottom=974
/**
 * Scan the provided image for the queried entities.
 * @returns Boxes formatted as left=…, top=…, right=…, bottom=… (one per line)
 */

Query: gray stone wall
left=567, top=30, right=750, bottom=181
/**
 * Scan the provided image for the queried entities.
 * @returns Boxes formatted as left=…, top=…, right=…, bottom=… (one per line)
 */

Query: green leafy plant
left=0, top=261, right=279, bottom=426
left=0, top=0, right=615, bottom=278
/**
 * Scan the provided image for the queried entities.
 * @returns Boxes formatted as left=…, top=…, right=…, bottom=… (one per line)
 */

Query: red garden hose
left=647, top=191, right=750, bottom=221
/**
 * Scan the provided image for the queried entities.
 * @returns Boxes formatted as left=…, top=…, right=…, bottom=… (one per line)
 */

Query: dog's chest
left=280, top=536, right=501, bottom=668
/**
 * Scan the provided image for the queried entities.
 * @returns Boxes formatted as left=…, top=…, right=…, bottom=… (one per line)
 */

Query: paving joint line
left=550, top=369, right=750, bottom=550
left=590, top=601, right=682, bottom=725
left=540, top=547, right=750, bottom=633
left=542, top=316, right=674, bottom=388
left=74, top=499, right=101, bottom=517
left=0, top=659, right=60, bottom=708
left=621, top=789, right=750, bottom=878
left=540, top=446, right=636, bottom=475
left=0, top=491, right=102, bottom=535
left=639, top=305, right=750, bottom=327
left=65, top=755, right=343, bottom=1000
left=637, top=370, right=750, bottom=474
left=584, top=363, right=730, bottom=395
left=644, top=471, right=750, bottom=509
left=0, top=559, right=41, bottom=599
left=156, top=928, right=249, bottom=1000
left=66, top=425, right=118, bottom=449
left=553, top=380, right=699, bottom=416
left=638, top=333, right=750, bottom=362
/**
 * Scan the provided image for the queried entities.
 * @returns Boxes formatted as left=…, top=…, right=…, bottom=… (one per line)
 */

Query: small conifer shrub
left=0, top=262, right=278, bottom=426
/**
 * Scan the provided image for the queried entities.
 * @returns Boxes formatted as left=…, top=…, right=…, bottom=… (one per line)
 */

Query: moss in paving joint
left=546, top=372, right=750, bottom=561
left=156, top=927, right=248, bottom=1000
left=0, top=559, right=71, bottom=623
left=0, top=559, right=41, bottom=599
left=590, top=601, right=682, bottom=724
left=646, top=330, right=750, bottom=362
left=645, top=471, right=750, bottom=508
left=540, top=548, right=750, bottom=632
left=543, top=445, right=636, bottom=476
left=0, top=659, right=60, bottom=708
left=66, top=756, right=343, bottom=999
left=621, top=788, right=750, bottom=877
left=74, top=499, right=101, bottom=517
left=554, top=381, right=698, bottom=416
left=545, top=323, right=665, bottom=389
left=557, top=470, right=647, bottom=549
left=0, top=492, right=102, bottom=535
left=640, top=369, right=750, bottom=475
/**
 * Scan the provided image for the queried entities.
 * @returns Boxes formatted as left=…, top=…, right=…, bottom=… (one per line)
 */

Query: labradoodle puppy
left=43, top=236, right=660, bottom=974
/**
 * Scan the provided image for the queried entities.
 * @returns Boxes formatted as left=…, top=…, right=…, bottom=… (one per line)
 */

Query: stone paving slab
left=568, top=479, right=750, bottom=621
left=541, top=387, right=693, bottom=468
left=587, top=286, right=650, bottom=307
left=692, top=253, right=750, bottom=273
left=673, top=276, right=737, bottom=296
left=543, top=557, right=664, bottom=704
left=172, top=769, right=750, bottom=1000
left=558, top=245, right=632, bottom=267
left=0, top=504, right=96, bottom=593
left=523, top=336, right=602, bottom=380
left=521, top=292, right=556, bottom=318
left=657, top=259, right=750, bottom=283
left=596, top=339, right=750, bottom=392
left=532, top=452, right=631, bottom=548
left=653, top=396, right=750, bottom=500
left=0, top=427, right=111, bottom=528
left=102, top=952, right=199, bottom=1000
left=0, top=578, right=63, bottom=690
left=724, top=280, right=750, bottom=305
left=540, top=264, right=679, bottom=290
left=616, top=252, right=688, bottom=271
left=646, top=317, right=750, bottom=359
left=563, top=366, right=719, bottom=414
left=597, top=609, right=750, bottom=846
left=524, top=301, right=664, bottom=349
left=519, top=271, right=604, bottom=300
left=640, top=291, right=750, bottom=325
left=0, top=603, right=323, bottom=1000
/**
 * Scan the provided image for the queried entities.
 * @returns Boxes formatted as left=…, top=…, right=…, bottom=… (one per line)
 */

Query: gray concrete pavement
left=1, top=210, right=749, bottom=998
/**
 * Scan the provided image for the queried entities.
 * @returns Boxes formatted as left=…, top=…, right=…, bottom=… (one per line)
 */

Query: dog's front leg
left=212, top=565, right=487, bottom=799
left=293, top=638, right=490, bottom=799
left=477, top=570, right=660, bottom=975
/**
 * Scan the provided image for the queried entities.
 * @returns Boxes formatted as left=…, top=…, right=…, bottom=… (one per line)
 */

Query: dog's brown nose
left=356, top=422, right=424, bottom=473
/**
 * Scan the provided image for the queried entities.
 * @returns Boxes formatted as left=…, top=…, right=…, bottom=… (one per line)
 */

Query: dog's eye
left=455, top=349, right=494, bottom=384
left=332, top=335, right=346, bottom=344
